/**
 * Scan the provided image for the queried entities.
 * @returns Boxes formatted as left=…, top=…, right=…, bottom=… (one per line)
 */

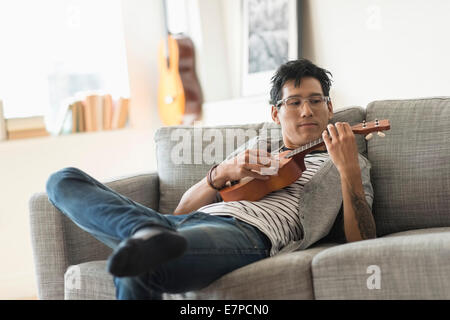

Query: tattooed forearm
left=350, top=190, right=376, bottom=239
left=340, top=170, right=376, bottom=242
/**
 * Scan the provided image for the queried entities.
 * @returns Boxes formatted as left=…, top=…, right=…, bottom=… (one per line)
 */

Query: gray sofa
left=29, top=97, right=450, bottom=300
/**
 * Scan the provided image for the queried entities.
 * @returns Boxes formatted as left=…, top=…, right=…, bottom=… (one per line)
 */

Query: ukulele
left=157, top=0, right=203, bottom=126
left=219, top=119, right=390, bottom=202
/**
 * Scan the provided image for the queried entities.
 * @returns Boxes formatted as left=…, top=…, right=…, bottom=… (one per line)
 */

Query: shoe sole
left=107, top=231, right=188, bottom=277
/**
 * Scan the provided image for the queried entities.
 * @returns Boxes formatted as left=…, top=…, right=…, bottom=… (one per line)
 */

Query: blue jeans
left=46, top=167, right=271, bottom=300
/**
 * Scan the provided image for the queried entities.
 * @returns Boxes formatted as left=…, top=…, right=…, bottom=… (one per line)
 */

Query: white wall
left=220, top=0, right=243, bottom=100
left=302, top=0, right=450, bottom=109
left=194, top=0, right=233, bottom=102
left=0, top=0, right=164, bottom=299
left=202, top=95, right=272, bottom=126
left=0, top=128, right=158, bottom=299
left=121, top=0, right=165, bottom=130
left=191, top=0, right=245, bottom=102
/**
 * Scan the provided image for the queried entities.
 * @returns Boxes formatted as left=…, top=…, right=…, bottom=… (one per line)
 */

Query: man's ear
left=271, top=105, right=280, bottom=124
left=327, top=100, right=334, bottom=121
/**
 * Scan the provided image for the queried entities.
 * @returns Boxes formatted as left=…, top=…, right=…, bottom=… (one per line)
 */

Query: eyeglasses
left=276, top=96, right=330, bottom=111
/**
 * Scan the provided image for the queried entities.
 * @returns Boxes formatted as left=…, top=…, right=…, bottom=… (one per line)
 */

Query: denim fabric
left=46, top=167, right=271, bottom=300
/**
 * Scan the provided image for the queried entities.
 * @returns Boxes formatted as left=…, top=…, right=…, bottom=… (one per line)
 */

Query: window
left=0, top=0, right=129, bottom=130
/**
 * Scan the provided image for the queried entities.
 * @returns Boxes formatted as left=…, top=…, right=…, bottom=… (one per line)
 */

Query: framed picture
left=241, top=0, right=299, bottom=97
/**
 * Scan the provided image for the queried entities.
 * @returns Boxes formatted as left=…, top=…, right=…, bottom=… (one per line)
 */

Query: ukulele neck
left=281, top=119, right=390, bottom=159
left=284, top=138, right=325, bottom=159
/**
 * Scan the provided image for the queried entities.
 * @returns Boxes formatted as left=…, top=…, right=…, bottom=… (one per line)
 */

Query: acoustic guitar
left=157, top=0, right=203, bottom=126
left=219, top=119, right=391, bottom=202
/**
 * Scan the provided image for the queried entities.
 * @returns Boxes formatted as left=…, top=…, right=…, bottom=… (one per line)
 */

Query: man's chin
left=290, top=135, right=322, bottom=148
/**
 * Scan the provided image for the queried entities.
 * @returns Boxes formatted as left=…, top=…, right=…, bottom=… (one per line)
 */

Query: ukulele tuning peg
left=377, top=131, right=386, bottom=138
left=365, top=133, right=373, bottom=141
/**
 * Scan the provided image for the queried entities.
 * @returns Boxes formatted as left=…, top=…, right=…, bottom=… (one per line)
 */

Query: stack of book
left=0, top=95, right=130, bottom=141
left=0, top=100, right=50, bottom=141
left=6, top=116, right=50, bottom=140
left=0, top=100, right=6, bottom=141
left=57, top=94, right=130, bottom=135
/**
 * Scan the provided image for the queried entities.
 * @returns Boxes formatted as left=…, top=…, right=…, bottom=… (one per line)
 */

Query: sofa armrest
left=29, top=171, right=160, bottom=300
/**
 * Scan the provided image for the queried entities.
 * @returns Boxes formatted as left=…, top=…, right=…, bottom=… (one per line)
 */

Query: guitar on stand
left=158, top=0, right=203, bottom=126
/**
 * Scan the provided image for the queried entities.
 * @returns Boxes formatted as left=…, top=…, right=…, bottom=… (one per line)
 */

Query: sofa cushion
left=65, top=243, right=338, bottom=300
left=366, top=97, right=450, bottom=236
left=65, top=261, right=115, bottom=300
left=311, top=227, right=450, bottom=299
left=154, top=106, right=366, bottom=214
left=165, top=242, right=338, bottom=300
left=155, top=122, right=278, bottom=214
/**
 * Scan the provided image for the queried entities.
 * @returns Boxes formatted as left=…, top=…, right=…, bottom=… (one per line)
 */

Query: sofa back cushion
left=366, top=97, right=450, bottom=236
left=155, top=122, right=279, bottom=214
left=155, top=106, right=366, bottom=214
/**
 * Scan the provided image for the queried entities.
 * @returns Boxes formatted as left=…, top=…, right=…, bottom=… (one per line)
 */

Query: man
left=46, top=59, right=375, bottom=300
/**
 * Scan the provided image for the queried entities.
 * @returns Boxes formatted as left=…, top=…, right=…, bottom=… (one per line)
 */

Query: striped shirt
left=198, top=149, right=330, bottom=256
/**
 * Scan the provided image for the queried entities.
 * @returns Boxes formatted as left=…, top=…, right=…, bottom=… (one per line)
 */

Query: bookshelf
left=0, top=94, right=130, bottom=143
left=0, top=129, right=131, bottom=147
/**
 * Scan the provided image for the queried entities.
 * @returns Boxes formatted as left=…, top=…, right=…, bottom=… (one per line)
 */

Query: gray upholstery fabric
left=63, top=243, right=338, bottom=300
left=155, top=106, right=366, bottom=214
left=29, top=172, right=160, bottom=300
left=366, top=97, right=450, bottom=236
left=29, top=193, right=73, bottom=300
left=155, top=122, right=277, bottom=214
left=164, top=242, right=337, bottom=300
left=64, top=261, right=115, bottom=300
left=312, top=227, right=450, bottom=299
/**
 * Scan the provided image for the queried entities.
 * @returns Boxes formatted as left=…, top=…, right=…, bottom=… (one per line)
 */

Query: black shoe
left=107, top=229, right=188, bottom=277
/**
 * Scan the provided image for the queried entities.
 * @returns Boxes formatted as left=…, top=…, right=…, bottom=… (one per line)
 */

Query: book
left=82, top=98, right=93, bottom=132
left=103, top=94, right=114, bottom=130
left=74, top=100, right=85, bottom=133
left=72, top=102, right=78, bottom=133
left=6, top=116, right=47, bottom=131
left=0, top=100, right=6, bottom=141
left=85, top=94, right=103, bottom=131
left=69, top=101, right=83, bottom=133
left=96, top=95, right=104, bottom=131
left=5, top=114, right=50, bottom=140
left=112, top=97, right=130, bottom=129
left=7, top=127, right=50, bottom=140
left=84, top=94, right=104, bottom=132
left=36, top=94, right=129, bottom=137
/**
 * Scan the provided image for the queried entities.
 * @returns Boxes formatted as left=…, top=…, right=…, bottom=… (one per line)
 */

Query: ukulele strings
left=285, top=138, right=324, bottom=159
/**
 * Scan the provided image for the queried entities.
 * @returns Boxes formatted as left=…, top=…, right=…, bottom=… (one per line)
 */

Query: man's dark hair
left=269, top=59, right=333, bottom=106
